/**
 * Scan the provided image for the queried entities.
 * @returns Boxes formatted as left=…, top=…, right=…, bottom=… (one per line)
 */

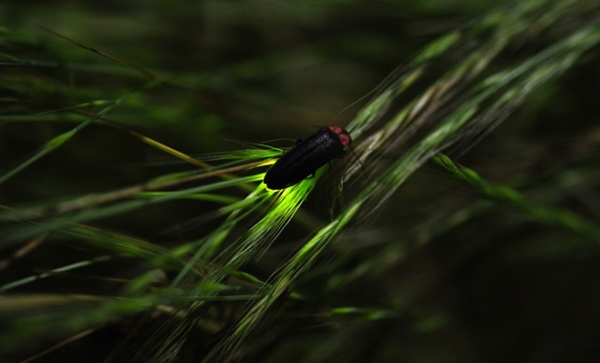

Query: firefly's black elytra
left=264, top=126, right=352, bottom=190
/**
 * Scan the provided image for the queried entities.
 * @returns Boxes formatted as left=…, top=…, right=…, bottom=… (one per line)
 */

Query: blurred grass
left=1, top=1, right=600, bottom=363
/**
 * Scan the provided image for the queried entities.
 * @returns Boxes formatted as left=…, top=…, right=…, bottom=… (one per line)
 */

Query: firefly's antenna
left=348, top=145, right=369, bottom=181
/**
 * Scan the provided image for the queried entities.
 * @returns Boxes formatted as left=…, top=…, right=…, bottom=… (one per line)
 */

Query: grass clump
left=1, top=0, right=599, bottom=362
